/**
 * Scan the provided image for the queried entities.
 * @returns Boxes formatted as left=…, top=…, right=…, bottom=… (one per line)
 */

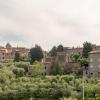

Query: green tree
left=30, top=45, right=43, bottom=64
left=49, top=46, right=57, bottom=57
left=57, top=44, right=64, bottom=52
left=12, top=67, right=25, bottom=77
left=20, top=53, right=28, bottom=61
left=51, top=61, right=64, bottom=75
left=15, top=62, right=29, bottom=73
left=82, top=42, right=92, bottom=58
left=72, top=53, right=81, bottom=62
left=78, top=57, right=88, bottom=67
left=31, top=61, right=45, bottom=77
left=50, top=45, right=64, bottom=57
left=14, top=52, right=20, bottom=62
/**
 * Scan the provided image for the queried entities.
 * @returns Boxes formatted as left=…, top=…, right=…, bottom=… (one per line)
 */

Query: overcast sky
left=0, top=0, right=100, bottom=50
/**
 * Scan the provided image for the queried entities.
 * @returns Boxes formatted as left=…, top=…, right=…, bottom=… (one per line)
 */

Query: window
left=90, top=73, right=93, bottom=75
left=86, top=70, right=88, bottom=74
left=98, top=72, right=100, bottom=75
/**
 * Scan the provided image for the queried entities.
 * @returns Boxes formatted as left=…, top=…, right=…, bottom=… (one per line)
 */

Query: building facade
left=44, top=57, right=54, bottom=75
left=0, top=43, right=29, bottom=61
left=63, top=47, right=83, bottom=62
left=88, top=51, right=100, bottom=77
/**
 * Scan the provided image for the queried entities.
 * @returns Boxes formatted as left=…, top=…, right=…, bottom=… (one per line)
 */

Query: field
left=0, top=61, right=100, bottom=100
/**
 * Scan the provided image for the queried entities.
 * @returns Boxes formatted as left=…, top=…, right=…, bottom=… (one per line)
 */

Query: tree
left=57, top=44, right=64, bottom=52
left=20, top=53, right=28, bottom=61
left=50, top=45, right=64, bottom=57
left=78, top=57, right=88, bottom=67
left=30, top=45, right=43, bottom=64
left=31, top=61, right=45, bottom=77
left=12, top=67, right=25, bottom=77
left=51, top=61, right=64, bottom=75
left=72, top=53, right=81, bottom=62
left=14, top=52, right=20, bottom=62
left=49, top=46, right=57, bottom=57
left=82, top=42, right=92, bottom=58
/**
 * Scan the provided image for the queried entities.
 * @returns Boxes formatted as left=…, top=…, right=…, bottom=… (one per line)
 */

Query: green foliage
left=0, top=61, right=99, bottom=100
left=72, top=53, right=81, bottom=63
left=31, top=61, right=45, bottom=77
left=78, top=57, right=88, bottom=67
left=49, top=46, right=57, bottom=57
left=15, top=62, right=29, bottom=73
left=14, top=51, right=21, bottom=62
left=30, top=45, right=43, bottom=64
left=57, top=44, right=64, bottom=52
left=50, top=44, right=64, bottom=57
left=71, top=52, right=89, bottom=67
left=51, top=61, right=64, bottom=75
left=20, top=53, right=29, bottom=61
left=82, top=41, right=92, bottom=58
left=12, top=67, right=25, bottom=77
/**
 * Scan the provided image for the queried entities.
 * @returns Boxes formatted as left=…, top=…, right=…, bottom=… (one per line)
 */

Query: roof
left=0, top=48, right=12, bottom=53
left=57, top=52, right=66, bottom=55
left=89, top=50, right=100, bottom=54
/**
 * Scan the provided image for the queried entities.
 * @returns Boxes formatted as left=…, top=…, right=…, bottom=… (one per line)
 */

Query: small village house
left=0, top=43, right=29, bottom=61
left=88, top=51, right=100, bottom=77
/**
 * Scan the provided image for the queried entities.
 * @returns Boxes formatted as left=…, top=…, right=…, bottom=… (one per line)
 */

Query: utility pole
left=83, top=71, right=84, bottom=100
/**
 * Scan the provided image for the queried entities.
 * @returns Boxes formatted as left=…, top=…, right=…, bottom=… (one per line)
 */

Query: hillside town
left=0, top=43, right=100, bottom=77
left=0, top=43, right=29, bottom=61
left=44, top=44, right=100, bottom=77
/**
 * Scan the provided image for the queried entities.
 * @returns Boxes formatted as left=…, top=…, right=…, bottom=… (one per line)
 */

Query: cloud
left=0, top=30, right=27, bottom=42
left=0, top=0, right=100, bottom=50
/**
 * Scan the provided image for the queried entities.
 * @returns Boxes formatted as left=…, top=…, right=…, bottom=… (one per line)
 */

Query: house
left=44, top=57, right=54, bottom=75
left=0, top=43, right=29, bottom=61
left=44, top=45, right=100, bottom=76
left=0, top=45, right=15, bottom=61
left=63, top=47, right=83, bottom=62
left=56, top=52, right=67, bottom=66
left=44, top=51, right=81, bottom=75
left=88, top=51, right=100, bottom=77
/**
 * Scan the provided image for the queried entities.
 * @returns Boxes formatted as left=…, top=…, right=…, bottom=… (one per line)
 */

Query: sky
left=0, top=0, right=100, bottom=50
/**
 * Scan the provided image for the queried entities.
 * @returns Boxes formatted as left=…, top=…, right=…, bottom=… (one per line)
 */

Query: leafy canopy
left=30, top=45, right=43, bottom=64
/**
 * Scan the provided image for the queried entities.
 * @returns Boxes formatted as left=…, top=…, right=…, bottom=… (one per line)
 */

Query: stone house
left=44, top=45, right=100, bottom=76
left=88, top=51, right=100, bottom=77
left=56, top=52, right=67, bottom=66
left=44, top=51, right=81, bottom=75
left=43, top=57, right=54, bottom=75
left=63, top=47, right=83, bottom=62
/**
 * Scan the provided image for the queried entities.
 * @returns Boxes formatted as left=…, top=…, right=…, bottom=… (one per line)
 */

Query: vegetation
left=31, top=61, right=45, bottom=77
left=50, top=46, right=57, bottom=57
left=82, top=42, right=92, bottom=58
left=50, top=44, right=64, bottom=57
left=57, top=44, right=64, bottom=52
left=0, top=42, right=99, bottom=100
left=14, top=51, right=21, bottom=62
left=29, top=45, right=43, bottom=64
left=0, top=61, right=99, bottom=100
left=51, top=61, right=64, bottom=75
